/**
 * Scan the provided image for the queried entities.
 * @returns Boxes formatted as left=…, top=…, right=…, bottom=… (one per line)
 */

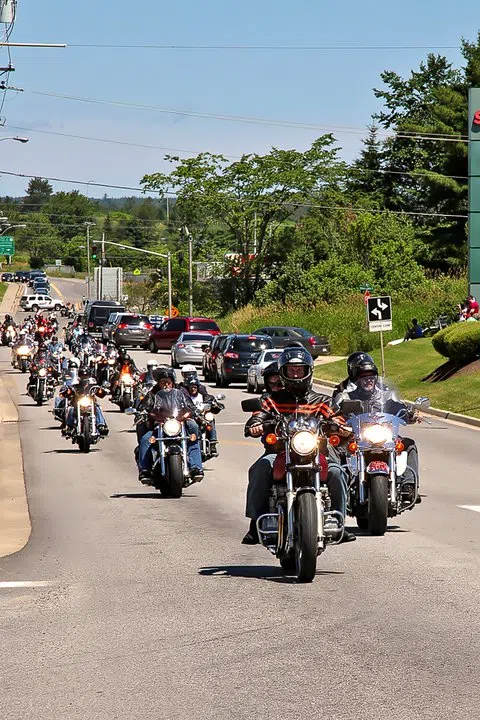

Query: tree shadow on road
left=198, top=564, right=344, bottom=584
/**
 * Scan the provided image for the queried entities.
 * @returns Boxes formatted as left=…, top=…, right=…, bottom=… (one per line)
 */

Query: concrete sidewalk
left=0, top=282, right=23, bottom=317
left=0, top=374, right=30, bottom=558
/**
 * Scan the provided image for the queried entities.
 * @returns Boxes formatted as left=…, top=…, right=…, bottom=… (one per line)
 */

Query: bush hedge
left=432, top=322, right=480, bottom=362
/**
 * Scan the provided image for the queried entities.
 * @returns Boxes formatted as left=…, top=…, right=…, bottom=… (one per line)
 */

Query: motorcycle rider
left=332, top=351, right=368, bottom=396
left=178, top=364, right=211, bottom=399
left=332, top=355, right=420, bottom=503
left=242, top=346, right=356, bottom=545
left=182, top=375, right=220, bottom=457
left=63, top=367, right=109, bottom=437
left=48, top=335, right=68, bottom=375
left=54, top=357, right=80, bottom=426
left=136, top=367, right=204, bottom=484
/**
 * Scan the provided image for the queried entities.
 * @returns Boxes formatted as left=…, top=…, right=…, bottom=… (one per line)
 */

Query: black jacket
left=244, top=388, right=334, bottom=437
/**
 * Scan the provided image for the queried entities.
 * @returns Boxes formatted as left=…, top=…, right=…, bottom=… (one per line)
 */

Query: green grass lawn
left=0, top=282, right=8, bottom=303
left=314, top=338, right=480, bottom=418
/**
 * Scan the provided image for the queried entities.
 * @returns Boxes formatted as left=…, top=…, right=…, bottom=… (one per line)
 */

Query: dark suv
left=215, top=334, right=273, bottom=386
left=148, top=316, right=220, bottom=352
left=202, top=334, right=229, bottom=382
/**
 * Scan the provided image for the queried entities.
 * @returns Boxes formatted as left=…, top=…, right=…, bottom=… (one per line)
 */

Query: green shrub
left=434, top=322, right=480, bottom=362
left=432, top=323, right=463, bottom=358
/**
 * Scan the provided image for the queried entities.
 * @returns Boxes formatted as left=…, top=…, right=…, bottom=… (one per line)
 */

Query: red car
left=148, top=316, right=221, bottom=352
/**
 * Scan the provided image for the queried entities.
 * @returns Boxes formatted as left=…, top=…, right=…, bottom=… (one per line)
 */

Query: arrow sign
left=367, top=295, right=392, bottom=332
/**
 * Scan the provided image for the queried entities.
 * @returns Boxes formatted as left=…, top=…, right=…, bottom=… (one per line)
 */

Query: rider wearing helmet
left=183, top=375, right=221, bottom=457
left=333, top=351, right=370, bottom=395
left=332, top=356, right=420, bottom=504
left=135, top=366, right=204, bottom=484
left=110, top=348, right=138, bottom=399
left=242, top=345, right=355, bottom=544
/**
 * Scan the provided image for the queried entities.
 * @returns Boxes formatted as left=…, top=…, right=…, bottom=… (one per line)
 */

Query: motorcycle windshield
left=153, top=388, right=192, bottom=421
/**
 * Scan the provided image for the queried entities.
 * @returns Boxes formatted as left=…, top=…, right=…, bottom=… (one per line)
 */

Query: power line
left=67, top=43, right=461, bottom=51
left=28, top=89, right=470, bottom=143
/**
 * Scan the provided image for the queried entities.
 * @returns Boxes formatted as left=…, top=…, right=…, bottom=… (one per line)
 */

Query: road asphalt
left=0, top=278, right=479, bottom=719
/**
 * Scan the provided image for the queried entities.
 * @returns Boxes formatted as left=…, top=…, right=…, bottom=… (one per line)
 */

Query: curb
left=0, top=375, right=31, bottom=558
left=313, top=378, right=480, bottom=430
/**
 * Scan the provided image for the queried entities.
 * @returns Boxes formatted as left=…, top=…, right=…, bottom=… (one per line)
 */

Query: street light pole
left=0, top=136, right=29, bottom=143
left=84, top=222, right=95, bottom=299
left=184, top=226, right=194, bottom=317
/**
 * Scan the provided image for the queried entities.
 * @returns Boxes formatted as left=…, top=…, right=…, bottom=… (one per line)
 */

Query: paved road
left=1, top=288, right=480, bottom=719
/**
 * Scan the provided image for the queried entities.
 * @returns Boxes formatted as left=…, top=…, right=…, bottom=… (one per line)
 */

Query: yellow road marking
left=49, top=280, right=64, bottom=301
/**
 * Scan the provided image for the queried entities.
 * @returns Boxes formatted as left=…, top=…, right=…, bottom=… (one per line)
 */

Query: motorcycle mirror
left=124, top=407, right=136, bottom=416
left=241, top=397, right=262, bottom=413
left=413, top=396, right=431, bottom=410
left=201, top=344, right=209, bottom=351
left=102, top=381, right=110, bottom=389
left=339, top=399, right=364, bottom=416
left=216, top=393, right=225, bottom=400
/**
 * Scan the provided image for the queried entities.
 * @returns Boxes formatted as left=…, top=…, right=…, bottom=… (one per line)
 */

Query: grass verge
left=313, top=338, right=480, bottom=418
left=0, top=282, right=8, bottom=303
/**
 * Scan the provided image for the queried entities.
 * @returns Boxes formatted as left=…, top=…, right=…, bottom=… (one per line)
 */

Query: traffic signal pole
left=100, top=240, right=173, bottom=318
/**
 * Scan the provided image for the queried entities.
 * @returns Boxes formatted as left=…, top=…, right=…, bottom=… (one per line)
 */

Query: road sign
left=367, top=295, right=392, bottom=332
left=133, top=268, right=141, bottom=276
left=0, top=236, right=14, bottom=255
left=55, top=259, right=61, bottom=266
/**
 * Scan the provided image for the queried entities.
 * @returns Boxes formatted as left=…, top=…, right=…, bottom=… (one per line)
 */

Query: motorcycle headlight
left=291, top=430, right=318, bottom=456
left=38, top=368, right=47, bottom=377
left=108, top=358, right=115, bottom=365
left=163, top=418, right=181, bottom=437
left=17, top=345, right=30, bottom=355
left=205, top=412, right=214, bottom=422
left=362, top=424, right=393, bottom=445
left=78, top=396, right=91, bottom=408
left=121, top=373, right=133, bottom=385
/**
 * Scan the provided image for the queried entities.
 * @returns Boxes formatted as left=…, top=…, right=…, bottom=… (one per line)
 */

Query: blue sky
left=0, top=0, right=478, bottom=197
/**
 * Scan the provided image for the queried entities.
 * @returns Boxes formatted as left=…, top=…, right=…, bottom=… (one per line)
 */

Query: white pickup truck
left=19, top=293, right=64, bottom=312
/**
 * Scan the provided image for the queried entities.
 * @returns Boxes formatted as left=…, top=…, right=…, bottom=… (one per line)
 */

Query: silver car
left=171, top=332, right=217, bottom=368
left=246, top=349, right=282, bottom=393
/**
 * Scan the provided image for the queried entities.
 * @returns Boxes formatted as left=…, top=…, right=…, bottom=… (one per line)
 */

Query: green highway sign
left=0, top=236, right=14, bottom=255
left=360, top=284, right=374, bottom=291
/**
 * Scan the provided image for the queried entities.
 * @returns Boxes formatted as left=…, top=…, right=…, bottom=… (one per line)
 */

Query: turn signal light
left=189, top=433, right=197, bottom=442
left=348, top=441, right=358, bottom=453
left=395, top=440, right=405, bottom=453
left=265, top=433, right=278, bottom=445
left=329, top=434, right=341, bottom=447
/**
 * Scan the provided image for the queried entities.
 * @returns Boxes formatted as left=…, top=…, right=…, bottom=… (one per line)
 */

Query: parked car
left=148, top=316, right=220, bottom=352
left=109, top=313, right=153, bottom=348
left=19, top=294, right=64, bottom=312
left=252, top=326, right=330, bottom=358
left=84, top=300, right=125, bottom=335
left=171, top=332, right=219, bottom=368
left=246, top=349, right=283, bottom=393
left=215, top=334, right=273, bottom=387
left=202, top=334, right=229, bottom=382
left=1, top=272, right=13, bottom=282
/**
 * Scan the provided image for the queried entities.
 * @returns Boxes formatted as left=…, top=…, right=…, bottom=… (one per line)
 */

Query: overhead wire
left=66, top=43, right=461, bottom=51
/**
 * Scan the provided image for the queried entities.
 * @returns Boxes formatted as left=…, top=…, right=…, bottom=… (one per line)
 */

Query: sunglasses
left=269, top=380, right=283, bottom=388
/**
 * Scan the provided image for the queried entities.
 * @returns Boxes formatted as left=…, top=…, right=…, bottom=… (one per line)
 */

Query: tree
left=22, top=178, right=53, bottom=213
left=349, top=125, right=386, bottom=204
left=45, top=191, right=96, bottom=240
left=141, top=137, right=343, bottom=305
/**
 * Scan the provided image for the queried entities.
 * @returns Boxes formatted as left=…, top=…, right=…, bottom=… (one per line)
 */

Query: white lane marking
left=0, top=581, right=54, bottom=588
left=458, top=505, right=480, bottom=513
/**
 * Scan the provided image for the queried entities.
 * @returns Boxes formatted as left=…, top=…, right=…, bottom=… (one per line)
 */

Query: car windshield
left=231, top=337, right=272, bottom=352
left=119, top=315, right=149, bottom=325
left=189, top=321, right=219, bottom=331
left=181, top=333, right=213, bottom=342
left=263, top=351, right=281, bottom=362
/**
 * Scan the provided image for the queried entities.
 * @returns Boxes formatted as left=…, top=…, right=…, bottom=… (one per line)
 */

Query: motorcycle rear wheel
left=368, top=475, right=388, bottom=535
left=36, top=390, right=44, bottom=406
left=167, top=454, right=184, bottom=499
left=295, top=493, right=318, bottom=583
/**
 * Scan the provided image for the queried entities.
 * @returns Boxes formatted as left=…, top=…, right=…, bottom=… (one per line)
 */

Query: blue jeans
left=206, top=419, right=218, bottom=443
left=245, top=450, right=348, bottom=520
left=138, top=419, right=202, bottom=473
left=66, top=403, right=107, bottom=428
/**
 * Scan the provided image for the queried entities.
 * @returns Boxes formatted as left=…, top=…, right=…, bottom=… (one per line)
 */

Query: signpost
left=367, top=295, right=392, bottom=377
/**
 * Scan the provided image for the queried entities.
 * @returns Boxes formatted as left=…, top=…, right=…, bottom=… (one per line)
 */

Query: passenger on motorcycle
left=182, top=376, right=220, bottom=457
left=332, top=355, right=420, bottom=503
left=110, top=348, right=138, bottom=400
left=242, top=346, right=356, bottom=545
left=332, top=351, right=369, bottom=396
left=178, top=364, right=211, bottom=400
left=136, top=368, right=204, bottom=484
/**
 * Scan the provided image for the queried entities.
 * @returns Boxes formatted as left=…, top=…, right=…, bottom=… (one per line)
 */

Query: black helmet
left=261, top=361, right=282, bottom=391
left=186, top=376, right=200, bottom=389
left=347, top=351, right=367, bottom=381
left=5, top=314, right=12, bottom=322
left=350, top=354, right=378, bottom=383
left=278, top=346, right=314, bottom=396
left=153, top=366, right=176, bottom=384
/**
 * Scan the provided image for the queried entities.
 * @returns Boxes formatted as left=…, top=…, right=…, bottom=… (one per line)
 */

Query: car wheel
left=171, top=353, right=178, bottom=369
left=246, top=377, right=254, bottom=393
left=31, top=305, right=39, bottom=312
left=253, top=377, right=259, bottom=393
left=54, top=304, right=61, bottom=311
left=149, top=340, right=158, bottom=354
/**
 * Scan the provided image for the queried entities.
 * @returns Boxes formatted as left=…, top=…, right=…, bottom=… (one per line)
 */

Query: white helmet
left=181, top=364, right=197, bottom=377
left=69, top=357, right=80, bottom=368
left=147, top=359, right=159, bottom=368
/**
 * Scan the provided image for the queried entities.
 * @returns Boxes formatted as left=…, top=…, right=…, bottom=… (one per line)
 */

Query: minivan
left=84, top=300, right=125, bottom=335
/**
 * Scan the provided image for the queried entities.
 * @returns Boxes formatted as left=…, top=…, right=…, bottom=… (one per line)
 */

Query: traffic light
left=91, top=244, right=98, bottom=260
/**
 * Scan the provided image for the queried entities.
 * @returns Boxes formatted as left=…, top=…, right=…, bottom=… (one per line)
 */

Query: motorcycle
left=96, top=347, right=117, bottom=386
left=338, top=396, right=429, bottom=535
left=28, top=360, right=55, bottom=406
left=2, top=324, right=17, bottom=346
left=242, top=397, right=345, bottom=583
left=12, top=338, right=35, bottom=373
left=196, top=395, right=225, bottom=460
left=130, top=389, right=198, bottom=498
left=114, top=371, right=135, bottom=412
left=60, top=383, right=107, bottom=453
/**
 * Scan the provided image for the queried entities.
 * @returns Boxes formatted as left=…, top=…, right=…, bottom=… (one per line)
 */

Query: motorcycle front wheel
left=20, top=359, right=28, bottom=373
left=120, top=391, right=132, bottom=413
left=167, top=453, right=184, bottom=499
left=295, top=493, right=318, bottom=583
left=368, top=475, right=388, bottom=536
left=78, top=416, right=91, bottom=453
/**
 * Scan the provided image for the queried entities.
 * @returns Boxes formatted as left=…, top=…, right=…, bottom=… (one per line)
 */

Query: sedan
left=171, top=332, right=218, bottom=368
left=246, top=349, right=282, bottom=393
left=252, top=326, right=330, bottom=358
left=1, top=272, right=13, bottom=282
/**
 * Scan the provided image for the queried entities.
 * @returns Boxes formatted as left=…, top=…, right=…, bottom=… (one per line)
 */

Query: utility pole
left=166, top=196, right=169, bottom=224
left=167, top=252, right=173, bottom=318
left=253, top=211, right=257, bottom=255
left=100, top=232, right=106, bottom=300
left=84, top=222, right=95, bottom=299
left=184, top=226, right=194, bottom=317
